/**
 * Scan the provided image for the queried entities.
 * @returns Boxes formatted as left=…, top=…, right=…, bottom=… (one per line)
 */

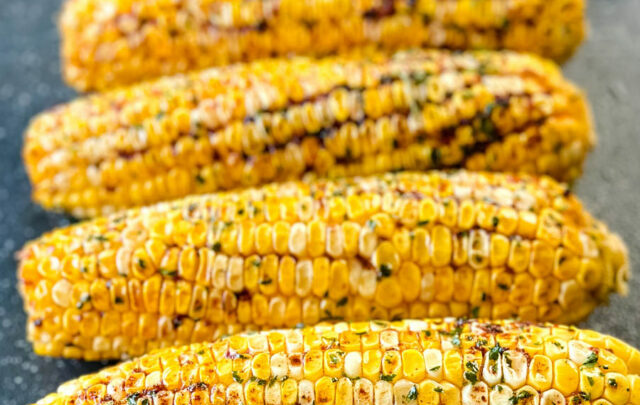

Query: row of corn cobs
left=21, top=1, right=636, bottom=405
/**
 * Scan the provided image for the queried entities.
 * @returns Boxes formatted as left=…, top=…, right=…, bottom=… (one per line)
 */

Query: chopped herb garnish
left=498, top=283, right=509, bottom=290
left=378, top=264, right=392, bottom=278
left=429, top=365, right=441, bottom=372
left=336, top=297, right=348, bottom=307
left=232, top=371, right=243, bottom=383
left=195, top=174, right=205, bottom=184
left=431, top=148, right=442, bottom=165
left=608, top=378, right=617, bottom=387
left=440, top=327, right=462, bottom=347
left=159, top=268, right=178, bottom=277
left=509, top=391, right=533, bottom=404
left=583, top=352, right=598, bottom=367
left=380, top=374, right=396, bottom=382
left=417, top=220, right=430, bottom=226
left=259, top=278, right=272, bottom=285
left=406, top=385, right=418, bottom=401
left=137, top=258, right=146, bottom=269
left=212, top=242, right=222, bottom=252
left=488, top=343, right=504, bottom=361
left=492, top=216, right=499, bottom=227
left=127, top=393, right=140, bottom=405
left=464, top=371, right=478, bottom=385
left=465, top=361, right=479, bottom=384
left=322, top=309, right=343, bottom=321
left=451, top=334, right=461, bottom=347
left=76, top=294, right=91, bottom=309
left=571, top=392, right=590, bottom=404
left=504, top=352, right=512, bottom=368
left=321, top=336, right=337, bottom=348
left=471, top=306, right=480, bottom=318
left=434, top=386, right=444, bottom=393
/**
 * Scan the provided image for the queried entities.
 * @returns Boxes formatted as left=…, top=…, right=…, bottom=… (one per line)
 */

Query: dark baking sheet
left=0, top=1, right=638, bottom=404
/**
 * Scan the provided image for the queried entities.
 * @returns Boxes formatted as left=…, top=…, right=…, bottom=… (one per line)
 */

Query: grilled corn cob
left=25, top=50, right=593, bottom=218
left=18, top=171, right=628, bottom=360
left=33, top=319, right=640, bottom=405
left=60, top=0, right=586, bottom=91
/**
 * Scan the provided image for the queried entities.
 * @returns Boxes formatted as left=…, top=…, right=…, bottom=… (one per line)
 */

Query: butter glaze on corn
left=32, top=319, right=640, bottom=405
left=25, top=50, right=593, bottom=218
left=60, top=0, right=586, bottom=91
left=18, top=171, right=628, bottom=360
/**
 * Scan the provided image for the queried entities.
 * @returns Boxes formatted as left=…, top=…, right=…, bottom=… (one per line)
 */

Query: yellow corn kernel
left=603, top=373, right=630, bottom=405
left=553, top=358, right=580, bottom=395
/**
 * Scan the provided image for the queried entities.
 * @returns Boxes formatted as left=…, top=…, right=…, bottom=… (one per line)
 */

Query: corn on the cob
left=60, top=0, right=586, bottom=91
left=32, top=319, right=640, bottom=405
left=18, top=171, right=628, bottom=360
left=25, top=50, right=593, bottom=218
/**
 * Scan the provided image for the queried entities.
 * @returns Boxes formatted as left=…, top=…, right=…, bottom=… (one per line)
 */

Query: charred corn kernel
left=25, top=50, right=593, bottom=218
left=18, top=171, right=628, bottom=360
left=32, top=319, right=640, bottom=405
left=60, top=0, right=585, bottom=91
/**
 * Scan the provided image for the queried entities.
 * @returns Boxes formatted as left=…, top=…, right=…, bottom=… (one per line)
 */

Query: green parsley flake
left=406, top=385, right=418, bottom=401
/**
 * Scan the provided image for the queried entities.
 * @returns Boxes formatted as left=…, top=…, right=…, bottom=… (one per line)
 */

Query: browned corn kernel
left=24, top=50, right=594, bottom=217
left=18, top=171, right=628, bottom=360
left=30, top=319, right=640, bottom=405
left=59, top=0, right=586, bottom=91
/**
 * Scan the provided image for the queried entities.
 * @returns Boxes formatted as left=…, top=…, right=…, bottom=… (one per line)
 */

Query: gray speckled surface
left=0, top=1, right=638, bottom=404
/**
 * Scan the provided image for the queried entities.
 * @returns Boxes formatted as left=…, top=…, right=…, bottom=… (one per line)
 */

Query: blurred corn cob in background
left=18, top=171, right=628, bottom=360
left=60, top=0, right=586, bottom=91
left=24, top=50, right=593, bottom=218
left=32, top=319, right=640, bottom=405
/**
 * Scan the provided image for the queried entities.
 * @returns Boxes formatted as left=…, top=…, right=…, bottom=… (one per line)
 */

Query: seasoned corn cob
left=25, top=50, right=593, bottom=218
left=18, top=171, right=628, bottom=360
left=60, top=0, right=586, bottom=91
left=33, top=319, right=640, bottom=405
